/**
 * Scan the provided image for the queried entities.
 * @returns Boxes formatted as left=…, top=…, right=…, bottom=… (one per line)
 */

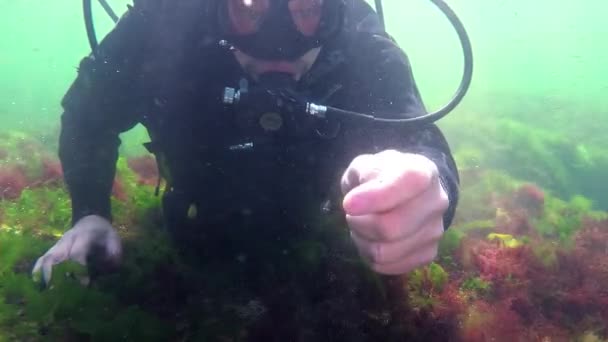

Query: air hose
left=319, top=0, right=473, bottom=127
left=83, top=0, right=118, bottom=57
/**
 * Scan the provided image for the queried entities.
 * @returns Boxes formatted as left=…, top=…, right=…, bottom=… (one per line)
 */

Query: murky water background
left=0, top=0, right=606, bottom=340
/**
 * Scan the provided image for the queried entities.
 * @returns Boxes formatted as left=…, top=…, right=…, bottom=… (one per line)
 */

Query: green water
left=1, top=1, right=607, bottom=340
left=2, top=0, right=607, bottom=195
left=4, top=0, right=608, bottom=131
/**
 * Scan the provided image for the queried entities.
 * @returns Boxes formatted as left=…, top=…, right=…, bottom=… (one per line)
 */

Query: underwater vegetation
left=429, top=167, right=608, bottom=341
left=0, top=130, right=607, bottom=341
left=447, top=116, right=608, bottom=211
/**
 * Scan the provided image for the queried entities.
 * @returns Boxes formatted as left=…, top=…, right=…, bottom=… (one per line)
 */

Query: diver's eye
left=288, top=0, right=323, bottom=36
left=236, top=3, right=265, bottom=21
left=228, top=0, right=270, bottom=34
left=289, top=0, right=322, bottom=20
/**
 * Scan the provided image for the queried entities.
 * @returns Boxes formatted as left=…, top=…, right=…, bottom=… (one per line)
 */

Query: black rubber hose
left=325, top=0, right=473, bottom=127
left=83, top=0, right=98, bottom=56
left=99, top=0, right=119, bottom=23
left=374, top=0, right=385, bottom=30
left=83, top=0, right=119, bottom=56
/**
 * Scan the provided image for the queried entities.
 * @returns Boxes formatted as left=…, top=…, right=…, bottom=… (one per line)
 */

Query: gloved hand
left=32, top=215, right=122, bottom=286
left=341, top=150, right=449, bottom=275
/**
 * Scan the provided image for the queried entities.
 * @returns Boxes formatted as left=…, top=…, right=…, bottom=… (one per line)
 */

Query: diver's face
left=226, top=0, right=325, bottom=80
left=232, top=46, right=321, bottom=81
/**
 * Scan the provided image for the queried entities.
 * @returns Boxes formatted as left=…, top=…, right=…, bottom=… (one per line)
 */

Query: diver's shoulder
left=341, top=31, right=405, bottom=63
left=354, top=31, right=401, bottom=49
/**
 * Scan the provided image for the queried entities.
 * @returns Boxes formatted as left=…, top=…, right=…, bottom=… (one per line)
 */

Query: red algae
left=433, top=282, right=465, bottom=320
left=112, top=179, right=128, bottom=202
left=0, top=166, right=28, bottom=200
left=127, top=155, right=159, bottom=186
left=475, top=243, right=528, bottom=281
left=434, top=181, right=608, bottom=340
left=40, top=158, right=63, bottom=184
left=513, top=183, right=545, bottom=216
left=493, top=183, right=546, bottom=236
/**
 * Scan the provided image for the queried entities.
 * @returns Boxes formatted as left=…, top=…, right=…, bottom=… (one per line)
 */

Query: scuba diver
left=32, top=0, right=464, bottom=334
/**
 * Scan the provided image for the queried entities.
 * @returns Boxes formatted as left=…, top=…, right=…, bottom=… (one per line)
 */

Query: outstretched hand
left=32, top=215, right=122, bottom=286
left=341, top=150, right=449, bottom=275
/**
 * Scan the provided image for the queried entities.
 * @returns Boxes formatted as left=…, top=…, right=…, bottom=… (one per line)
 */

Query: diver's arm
left=60, top=6, right=149, bottom=225
left=341, top=35, right=460, bottom=229
left=32, top=6, right=152, bottom=285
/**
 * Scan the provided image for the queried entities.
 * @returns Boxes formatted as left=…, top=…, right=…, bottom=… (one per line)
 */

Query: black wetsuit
left=60, top=0, right=458, bottom=231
